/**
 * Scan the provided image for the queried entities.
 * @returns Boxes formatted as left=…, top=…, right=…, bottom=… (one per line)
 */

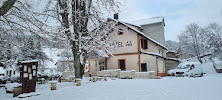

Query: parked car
left=167, top=69, right=176, bottom=76
left=174, top=62, right=204, bottom=77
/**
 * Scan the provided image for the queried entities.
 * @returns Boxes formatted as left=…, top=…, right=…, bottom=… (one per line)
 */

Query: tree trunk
left=79, top=0, right=91, bottom=78
left=72, top=0, right=82, bottom=78
left=73, top=46, right=81, bottom=78
left=0, top=0, right=16, bottom=16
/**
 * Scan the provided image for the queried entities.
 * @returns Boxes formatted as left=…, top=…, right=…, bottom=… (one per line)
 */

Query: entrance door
left=119, top=59, right=126, bottom=70
left=141, top=63, right=147, bottom=72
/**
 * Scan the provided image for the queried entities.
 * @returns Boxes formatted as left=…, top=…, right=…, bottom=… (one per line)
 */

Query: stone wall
left=135, top=72, right=150, bottom=79
left=97, top=69, right=154, bottom=79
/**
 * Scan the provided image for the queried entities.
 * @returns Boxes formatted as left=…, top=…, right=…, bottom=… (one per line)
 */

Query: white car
left=174, top=62, right=204, bottom=77
left=167, top=69, right=176, bottom=76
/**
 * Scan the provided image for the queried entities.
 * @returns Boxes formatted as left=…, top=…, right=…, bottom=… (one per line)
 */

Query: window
left=118, top=29, right=123, bottom=35
left=33, top=70, right=36, bottom=76
left=28, top=67, right=31, bottom=73
left=99, top=62, right=105, bottom=71
left=24, top=73, right=28, bottom=78
left=141, top=38, right=148, bottom=49
left=141, top=63, right=147, bottom=72
left=13, top=71, right=15, bottom=75
left=32, top=65, right=36, bottom=69
left=29, top=74, right=32, bottom=80
left=24, top=65, right=27, bottom=71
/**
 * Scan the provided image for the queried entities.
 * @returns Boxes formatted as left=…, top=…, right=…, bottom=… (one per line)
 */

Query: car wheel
left=172, top=73, right=175, bottom=76
left=200, top=73, right=203, bottom=77
left=190, top=74, right=193, bottom=77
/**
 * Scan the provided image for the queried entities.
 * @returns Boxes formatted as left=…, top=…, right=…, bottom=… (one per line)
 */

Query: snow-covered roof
left=166, top=51, right=177, bottom=53
left=109, top=18, right=167, bottom=50
left=215, top=63, right=222, bottom=69
left=166, top=58, right=182, bottom=62
left=129, top=16, right=165, bottom=26
left=142, top=52, right=162, bottom=57
left=0, top=67, right=4, bottom=74
left=123, top=22, right=143, bottom=30
left=22, top=60, right=39, bottom=64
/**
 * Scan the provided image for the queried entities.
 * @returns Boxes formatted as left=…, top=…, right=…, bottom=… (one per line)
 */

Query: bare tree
left=165, top=40, right=179, bottom=51
left=1, top=0, right=120, bottom=79
left=0, top=0, right=62, bottom=66
left=178, top=23, right=206, bottom=63
left=41, top=0, right=120, bottom=78
left=205, top=23, right=222, bottom=59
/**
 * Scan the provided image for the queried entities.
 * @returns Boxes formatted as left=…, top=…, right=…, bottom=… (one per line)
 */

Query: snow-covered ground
left=0, top=62, right=222, bottom=100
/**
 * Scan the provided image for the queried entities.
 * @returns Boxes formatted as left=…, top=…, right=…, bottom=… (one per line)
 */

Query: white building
left=88, top=16, right=167, bottom=77
left=4, top=63, right=20, bottom=77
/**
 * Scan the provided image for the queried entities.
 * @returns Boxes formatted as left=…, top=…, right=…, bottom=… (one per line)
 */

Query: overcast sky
left=116, top=0, right=222, bottom=41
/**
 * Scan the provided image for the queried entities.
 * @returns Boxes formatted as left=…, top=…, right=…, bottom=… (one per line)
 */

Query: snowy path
left=0, top=62, right=222, bottom=100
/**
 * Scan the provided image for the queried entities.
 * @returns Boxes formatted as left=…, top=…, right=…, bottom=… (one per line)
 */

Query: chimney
left=114, top=13, right=118, bottom=20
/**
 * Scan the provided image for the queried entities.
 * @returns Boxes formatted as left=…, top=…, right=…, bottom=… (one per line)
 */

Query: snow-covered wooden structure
left=21, top=60, right=38, bottom=93
left=56, top=59, right=75, bottom=78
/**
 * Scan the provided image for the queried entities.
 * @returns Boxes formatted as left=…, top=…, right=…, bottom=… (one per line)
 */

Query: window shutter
left=144, top=39, right=148, bottom=49
left=141, top=39, right=144, bottom=49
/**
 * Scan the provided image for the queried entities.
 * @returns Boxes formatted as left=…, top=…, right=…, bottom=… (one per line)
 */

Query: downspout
left=156, top=56, right=158, bottom=76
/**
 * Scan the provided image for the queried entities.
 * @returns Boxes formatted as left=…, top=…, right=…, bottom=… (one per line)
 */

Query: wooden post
left=93, top=77, right=96, bottom=82
left=104, top=75, right=107, bottom=81
left=76, top=79, right=81, bottom=86
left=13, top=86, right=22, bottom=97
left=51, top=83, right=56, bottom=90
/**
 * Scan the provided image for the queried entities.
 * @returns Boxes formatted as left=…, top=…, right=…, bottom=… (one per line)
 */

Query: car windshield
left=177, top=64, right=191, bottom=69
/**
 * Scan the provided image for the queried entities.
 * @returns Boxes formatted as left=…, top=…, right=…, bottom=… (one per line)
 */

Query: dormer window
left=118, top=29, right=123, bottom=35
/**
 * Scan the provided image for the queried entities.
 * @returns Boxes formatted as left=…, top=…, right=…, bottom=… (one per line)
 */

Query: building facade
left=88, top=16, right=167, bottom=77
